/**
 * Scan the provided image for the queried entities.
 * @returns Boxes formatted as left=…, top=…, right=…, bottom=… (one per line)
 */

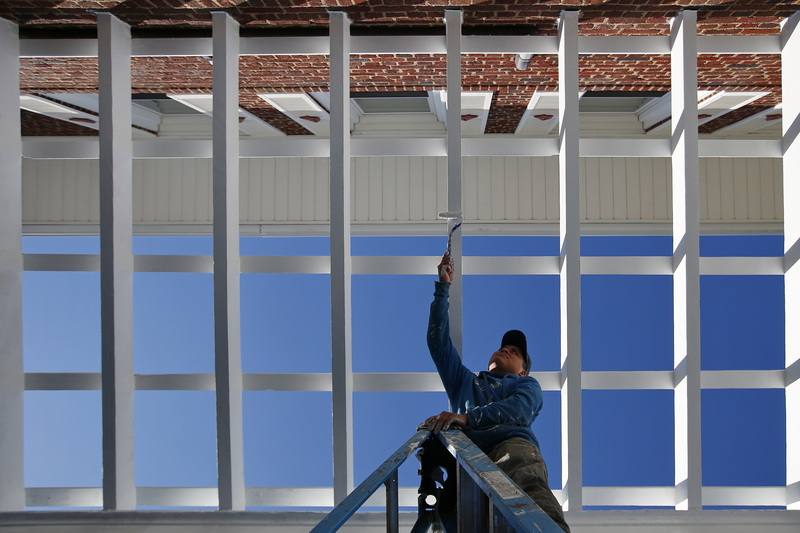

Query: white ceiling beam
left=97, top=12, right=136, bottom=512
left=18, top=35, right=784, bottom=58
left=0, top=16, right=24, bottom=513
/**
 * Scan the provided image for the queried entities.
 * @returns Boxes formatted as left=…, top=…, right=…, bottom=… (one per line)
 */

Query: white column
left=782, top=11, right=800, bottom=511
left=97, top=12, right=135, bottom=511
left=0, top=17, right=24, bottom=512
left=211, top=11, right=245, bottom=511
left=445, top=9, right=464, bottom=355
left=329, top=10, right=354, bottom=505
left=558, top=9, right=582, bottom=511
left=670, top=9, right=702, bottom=511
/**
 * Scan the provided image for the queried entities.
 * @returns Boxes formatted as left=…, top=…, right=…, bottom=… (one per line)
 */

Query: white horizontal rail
left=19, top=35, right=783, bottom=58
left=21, top=138, right=786, bottom=159
left=25, top=485, right=788, bottom=509
left=23, top=255, right=789, bottom=276
left=24, top=370, right=787, bottom=392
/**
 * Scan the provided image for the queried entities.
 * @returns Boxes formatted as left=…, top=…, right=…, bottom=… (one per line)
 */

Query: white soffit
left=714, top=103, right=783, bottom=136
left=516, top=91, right=559, bottom=135
left=20, top=94, right=100, bottom=131
left=167, top=93, right=285, bottom=137
left=44, top=92, right=159, bottom=138
left=258, top=92, right=330, bottom=136
left=696, top=90, right=770, bottom=126
left=431, top=90, right=493, bottom=135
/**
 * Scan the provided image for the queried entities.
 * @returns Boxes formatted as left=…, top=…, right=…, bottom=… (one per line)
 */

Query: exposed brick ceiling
left=8, top=1, right=799, bottom=137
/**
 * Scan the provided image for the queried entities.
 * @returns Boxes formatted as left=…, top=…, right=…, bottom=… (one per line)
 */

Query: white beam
left=558, top=9, right=582, bottom=512
left=782, top=10, right=800, bottom=511
left=670, top=9, right=702, bottom=512
left=329, top=10, right=354, bottom=505
left=211, top=11, right=245, bottom=512
left=445, top=8, right=464, bottom=356
left=97, top=12, right=135, bottom=511
left=0, top=17, right=24, bottom=512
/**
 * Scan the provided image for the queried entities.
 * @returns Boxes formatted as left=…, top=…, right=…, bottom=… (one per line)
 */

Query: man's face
left=487, top=344, right=526, bottom=376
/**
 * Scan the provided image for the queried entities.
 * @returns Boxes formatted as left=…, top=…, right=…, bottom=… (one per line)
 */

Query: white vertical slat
left=140, top=160, right=155, bottom=222
left=782, top=10, right=800, bottom=511
left=774, top=159, right=784, bottom=220
left=63, top=158, right=78, bottom=222
left=585, top=157, right=599, bottom=220
left=436, top=156, right=448, bottom=218
left=559, top=9, right=582, bottom=512
left=462, top=157, right=477, bottom=220
left=698, top=159, right=707, bottom=221
left=329, top=10, right=354, bottom=505
left=612, top=158, right=626, bottom=220
left=275, top=158, right=289, bottom=221
left=199, top=158, right=213, bottom=223
left=383, top=157, right=396, bottom=221
left=0, top=17, right=24, bottom=512
left=705, top=158, right=721, bottom=220
left=49, top=160, right=64, bottom=222
left=423, top=157, right=439, bottom=221
left=211, top=11, right=245, bottom=511
left=353, top=157, right=368, bottom=222
left=519, top=157, right=533, bottom=220
left=718, top=158, right=735, bottom=220
left=314, top=158, right=328, bottom=221
left=626, top=158, right=641, bottom=220
left=131, top=160, right=143, bottom=223
left=261, top=159, right=275, bottom=222
left=89, top=159, right=101, bottom=223
left=245, top=159, right=260, bottom=222
left=21, top=160, right=36, bottom=223
left=671, top=9, right=702, bottom=511
left=182, top=158, right=197, bottom=222
left=301, top=158, right=316, bottom=221
left=732, top=156, right=748, bottom=220
left=639, top=157, right=655, bottom=220
left=97, top=12, right=135, bottom=511
left=369, top=157, right=383, bottom=221
left=491, top=156, right=505, bottom=219
left=445, top=8, right=464, bottom=356
left=286, top=158, right=302, bottom=221
left=760, top=158, right=776, bottom=220
left=476, top=156, right=492, bottom=220
left=169, top=159, right=183, bottom=222
left=154, top=160, right=170, bottom=222
left=746, top=158, right=762, bottom=220
left=653, top=157, right=670, bottom=221
left=545, top=155, right=559, bottom=221
left=505, top=156, right=519, bottom=220
left=395, top=156, right=410, bottom=221
left=408, top=156, right=423, bottom=220
left=578, top=158, right=587, bottom=221
left=34, top=159, right=49, bottom=221
left=598, top=158, right=614, bottom=220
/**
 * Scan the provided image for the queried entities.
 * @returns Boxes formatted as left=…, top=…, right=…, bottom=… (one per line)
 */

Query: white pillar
left=97, top=12, right=135, bottom=511
left=329, top=10, right=354, bottom=505
left=670, top=9, right=702, bottom=511
left=211, top=11, right=245, bottom=511
left=782, top=11, right=800, bottom=511
left=0, top=17, right=24, bottom=512
left=558, top=9, right=582, bottom=512
left=445, top=9, right=464, bottom=356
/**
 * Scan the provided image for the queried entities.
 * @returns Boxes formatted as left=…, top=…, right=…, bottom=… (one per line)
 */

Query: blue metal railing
left=311, top=428, right=564, bottom=533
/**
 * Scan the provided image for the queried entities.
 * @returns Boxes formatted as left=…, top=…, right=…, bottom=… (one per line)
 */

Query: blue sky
left=20, top=234, right=786, bottom=508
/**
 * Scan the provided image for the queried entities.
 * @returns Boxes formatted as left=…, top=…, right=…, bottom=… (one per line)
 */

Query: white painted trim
left=211, top=11, right=245, bottom=511
left=97, top=13, right=136, bottom=511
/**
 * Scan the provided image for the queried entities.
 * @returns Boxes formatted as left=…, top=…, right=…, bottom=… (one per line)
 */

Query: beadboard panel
left=21, top=156, right=783, bottom=228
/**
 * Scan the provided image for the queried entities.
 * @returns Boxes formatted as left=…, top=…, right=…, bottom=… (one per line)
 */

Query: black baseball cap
left=501, top=329, right=530, bottom=374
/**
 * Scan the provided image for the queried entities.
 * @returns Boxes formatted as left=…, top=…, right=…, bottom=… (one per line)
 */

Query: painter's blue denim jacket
left=427, top=282, right=543, bottom=453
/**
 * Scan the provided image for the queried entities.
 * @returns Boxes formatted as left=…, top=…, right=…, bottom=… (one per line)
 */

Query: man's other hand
left=422, top=411, right=467, bottom=434
left=437, top=253, right=454, bottom=283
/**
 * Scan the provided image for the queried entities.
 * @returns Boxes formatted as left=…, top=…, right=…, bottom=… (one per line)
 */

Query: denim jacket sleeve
left=466, top=376, right=542, bottom=429
left=426, top=281, right=473, bottom=405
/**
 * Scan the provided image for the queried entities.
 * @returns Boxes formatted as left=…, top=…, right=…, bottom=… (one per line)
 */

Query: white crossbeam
left=97, top=12, right=135, bottom=511
left=0, top=17, right=24, bottom=512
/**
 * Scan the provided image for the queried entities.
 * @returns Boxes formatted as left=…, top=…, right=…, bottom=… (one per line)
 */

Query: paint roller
left=438, top=211, right=463, bottom=257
